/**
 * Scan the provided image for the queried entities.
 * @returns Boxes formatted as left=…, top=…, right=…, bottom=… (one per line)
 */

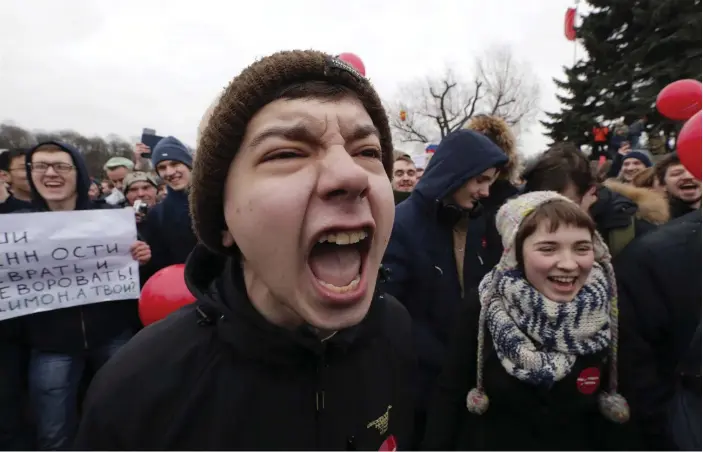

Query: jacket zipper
left=315, top=344, right=327, bottom=449
left=79, top=308, right=89, bottom=349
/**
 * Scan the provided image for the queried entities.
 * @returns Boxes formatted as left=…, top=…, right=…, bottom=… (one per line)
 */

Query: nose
left=317, top=147, right=370, bottom=201
left=44, top=165, right=58, bottom=176
left=478, top=182, right=491, bottom=198
left=556, top=251, right=579, bottom=271
left=681, top=169, right=695, bottom=180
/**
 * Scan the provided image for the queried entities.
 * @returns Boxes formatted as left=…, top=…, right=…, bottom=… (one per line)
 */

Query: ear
left=0, top=170, right=9, bottom=184
left=586, top=185, right=597, bottom=197
left=221, top=230, right=235, bottom=248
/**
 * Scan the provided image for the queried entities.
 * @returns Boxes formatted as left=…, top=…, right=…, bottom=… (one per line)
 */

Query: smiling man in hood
left=75, top=50, right=416, bottom=451
left=17, top=141, right=150, bottom=450
left=380, top=128, right=507, bottom=443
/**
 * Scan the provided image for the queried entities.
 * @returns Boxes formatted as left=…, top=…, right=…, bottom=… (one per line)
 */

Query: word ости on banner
left=0, top=208, right=140, bottom=321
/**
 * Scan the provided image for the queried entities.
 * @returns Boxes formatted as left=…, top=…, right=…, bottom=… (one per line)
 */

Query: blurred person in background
left=606, top=142, right=653, bottom=184
left=103, top=157, right=134, bottom=192
left=654, top=152, right=701, bottom=220
left=382, top=129, right=507, bottom=445
left=87, top=178, right=101, bottom=201
left=0, top=150, right=32, bottom=450
left=464, top=114, right=522, bottom=261
left=524, top=143, right=667, bottom=257
left=141, top=137, right=198, bottom=271
left=0, top=148, right=32, bottom=202
left=392, top=152, right=417, bottom=204
left=133, top=142, right=154, bottom=172
left=100, top=179, right=113, bottom=195
left=20, top=141, right=149, bottom=450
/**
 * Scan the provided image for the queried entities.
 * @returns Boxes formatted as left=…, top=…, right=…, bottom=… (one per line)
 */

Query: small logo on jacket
left=367, top=405, right=392, bottom=435
left=577, top=367, right=601, bottom=395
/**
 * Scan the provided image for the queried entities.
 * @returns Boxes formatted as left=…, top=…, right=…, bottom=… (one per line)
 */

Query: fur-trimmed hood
left=603, top=180, right=670, bottom=224
left=464, top=115, right=517, bottom=182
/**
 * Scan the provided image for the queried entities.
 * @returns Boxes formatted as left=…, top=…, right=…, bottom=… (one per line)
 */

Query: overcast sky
left=1, top=0, right=580, bottom=157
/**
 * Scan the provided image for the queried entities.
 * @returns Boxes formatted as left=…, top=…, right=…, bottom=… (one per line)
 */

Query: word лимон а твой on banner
left=0, top=208, right=140, bottom=321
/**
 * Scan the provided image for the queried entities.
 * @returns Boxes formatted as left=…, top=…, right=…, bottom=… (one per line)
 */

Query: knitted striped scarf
left=481, top=264, right=611, bottom=386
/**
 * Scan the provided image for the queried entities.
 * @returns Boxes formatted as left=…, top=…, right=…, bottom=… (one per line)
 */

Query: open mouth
left=547, top=275, right=578, bottom=292
left=679, top=182, right=699, bottom=191
left=43, top=180, right=64, bottom=189
left=307, top=227, right=373, bottom=303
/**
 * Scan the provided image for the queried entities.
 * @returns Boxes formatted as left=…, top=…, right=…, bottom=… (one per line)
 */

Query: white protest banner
left=0, top=208, right=140, bottom=321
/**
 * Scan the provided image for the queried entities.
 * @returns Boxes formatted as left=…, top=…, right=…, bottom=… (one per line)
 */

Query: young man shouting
left=75, top=50, right=416, bottom=451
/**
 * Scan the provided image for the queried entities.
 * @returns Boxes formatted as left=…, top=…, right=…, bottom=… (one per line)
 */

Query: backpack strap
left=608, top=217, right=636, bottom=257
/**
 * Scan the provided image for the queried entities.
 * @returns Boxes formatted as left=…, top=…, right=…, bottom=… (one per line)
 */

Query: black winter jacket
left=423, top=299, right=637, bottom=450
left=140, top=187, right=198, bottom=272
left=381, top=131, right=508, bottom=415
left=74, top=244, right=417, bottom=450
left=616, top=210, right=702, bottom=450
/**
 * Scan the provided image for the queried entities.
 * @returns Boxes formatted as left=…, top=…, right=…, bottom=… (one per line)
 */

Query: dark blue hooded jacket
left=380, top=130, right=508, bottom=411
left=20, top=141, right=140, bottom=353
left=141, top=137, right=197, bottom=272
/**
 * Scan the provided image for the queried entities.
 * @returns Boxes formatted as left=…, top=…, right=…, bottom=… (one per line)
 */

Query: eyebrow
left=248, top=122, right=380, bottom=149
left=344, top=124, right=381, bottom=143
left=533, top=240, right=593, bottom=246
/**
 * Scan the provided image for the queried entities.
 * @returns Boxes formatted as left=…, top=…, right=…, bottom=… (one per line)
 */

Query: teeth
left=550, top=276, right=576, bottom=283
left=317, top=230, right=368, bottom=245
left=318, top=274, right=361, bottom=293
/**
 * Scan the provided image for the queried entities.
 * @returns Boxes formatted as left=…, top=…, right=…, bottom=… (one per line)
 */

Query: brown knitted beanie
left=191, top=50, right=394, bottom=255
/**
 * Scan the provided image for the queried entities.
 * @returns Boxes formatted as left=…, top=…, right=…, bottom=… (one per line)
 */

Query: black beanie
left=191, top=50, right=393, bottom=255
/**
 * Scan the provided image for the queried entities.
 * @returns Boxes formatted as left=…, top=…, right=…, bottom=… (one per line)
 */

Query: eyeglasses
left=30, top=162, right=75, bottom=174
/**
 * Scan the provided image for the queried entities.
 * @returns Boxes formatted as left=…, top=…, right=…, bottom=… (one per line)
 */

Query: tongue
left=308, top=244, right=361, bottom=287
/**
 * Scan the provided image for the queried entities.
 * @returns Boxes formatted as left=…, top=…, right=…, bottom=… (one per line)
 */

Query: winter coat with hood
left=615, top=210, right=701, bottom=450
left=16, top=141, right=140, bottom=353
left=463, top=115, right=522, bottom=268
left=380, top=130, right=508, bottom=412
left=74, top=244, right=416, bottom=451
left=140, top=137, right=198, bottom=271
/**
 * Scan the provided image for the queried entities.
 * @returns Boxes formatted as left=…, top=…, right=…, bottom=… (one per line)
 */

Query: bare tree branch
left=386, top=44, right=541, bottom=146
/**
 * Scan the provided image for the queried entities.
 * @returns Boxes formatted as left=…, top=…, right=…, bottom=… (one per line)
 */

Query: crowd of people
left=0, top=49, right=700, bottom=451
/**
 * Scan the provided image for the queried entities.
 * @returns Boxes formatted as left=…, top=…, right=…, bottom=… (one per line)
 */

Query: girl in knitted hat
left=423, top=191, right=632, bottom=450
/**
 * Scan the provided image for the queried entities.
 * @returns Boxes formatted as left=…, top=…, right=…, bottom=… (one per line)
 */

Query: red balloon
left=677, top=110, right=702, bottom=180
left=139, top=264, right=196, bottom=326
left=337, top=52, right=366, bottom=76
left=656, top=79, right=702, bottom=121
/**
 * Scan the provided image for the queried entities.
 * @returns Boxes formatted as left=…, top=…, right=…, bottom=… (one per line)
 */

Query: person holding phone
left=133, top=129, right=165, bottom=172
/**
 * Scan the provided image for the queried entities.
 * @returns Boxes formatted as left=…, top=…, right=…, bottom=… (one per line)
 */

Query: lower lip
left=308, top=248, right=370, bottom=306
